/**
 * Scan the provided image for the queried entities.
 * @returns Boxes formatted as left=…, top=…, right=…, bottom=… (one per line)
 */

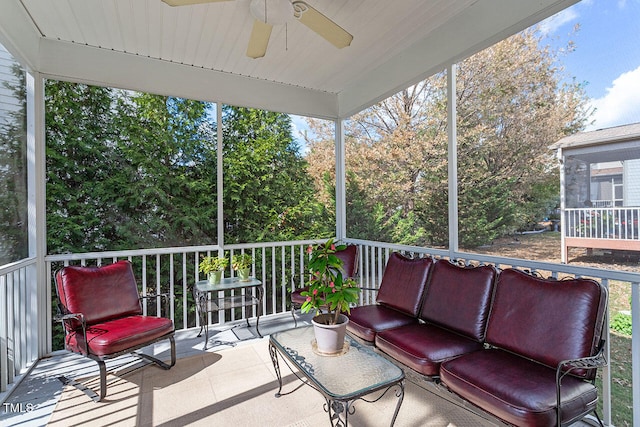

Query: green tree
left=222, top=106, right=330, bottom=243
left=111, top=93, right=217, bottom=248
left=46, top=80, right=120, bottom=253
left=0, top=64, right=28, bottom=263
left=306, top=27, right=589, bottom=248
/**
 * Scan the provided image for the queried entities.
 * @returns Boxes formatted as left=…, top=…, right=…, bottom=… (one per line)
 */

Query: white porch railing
left=566, top=207, right=640, bottom=240
left=0, top=257, right=39, bottom=396
left=1, top=238, right=639, bottom=426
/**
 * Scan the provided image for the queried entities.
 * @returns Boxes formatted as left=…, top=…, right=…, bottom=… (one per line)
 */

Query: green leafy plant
left=231, top=253, right=252, bottom=270
left=198, top=255, right=229, bottom=274
left=610, top=312, right=632, bottom=336
left=300, top=239, right=360, bottom=325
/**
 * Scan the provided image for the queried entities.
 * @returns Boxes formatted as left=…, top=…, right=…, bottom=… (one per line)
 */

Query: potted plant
left=232, top=253, right=253, bottom=281
left=199, top=255, right=228, bottom=285
left=300, top=239, right=360, bottom=354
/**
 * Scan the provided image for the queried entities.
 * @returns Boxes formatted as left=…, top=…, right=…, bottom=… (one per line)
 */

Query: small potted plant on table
left=301, top=239, right=360, bottom=355
left=232, top=253, right=253, bottom=281
left=199, top=255, right=228, bottom=285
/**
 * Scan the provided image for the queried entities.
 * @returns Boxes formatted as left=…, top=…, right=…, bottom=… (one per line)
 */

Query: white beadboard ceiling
left=0, top=0, right=579, bottom=119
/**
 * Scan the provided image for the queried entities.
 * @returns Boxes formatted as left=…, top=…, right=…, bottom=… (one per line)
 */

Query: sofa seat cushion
left=440, top=349, right=598, bottom=427
left=376, top=323, right=483, bottom=376
left=65, top=315, right=175, bottom=357
left=346, top=305, right=418, bottom=343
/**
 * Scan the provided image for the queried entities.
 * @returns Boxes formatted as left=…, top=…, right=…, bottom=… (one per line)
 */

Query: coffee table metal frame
left=269, top=326, right=405, bottom=427
left=194, top=277, right=263, bottom=350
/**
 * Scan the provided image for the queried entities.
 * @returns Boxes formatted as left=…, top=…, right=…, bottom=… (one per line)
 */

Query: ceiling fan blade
left=162, top=0, right=232, bottom=6
left=246, top=19, right=273, bottom=59
left=292, top=1, right=353, bottom=49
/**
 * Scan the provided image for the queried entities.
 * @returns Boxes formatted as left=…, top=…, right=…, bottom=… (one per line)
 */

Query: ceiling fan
left=161, top=0, right=353, bottom=59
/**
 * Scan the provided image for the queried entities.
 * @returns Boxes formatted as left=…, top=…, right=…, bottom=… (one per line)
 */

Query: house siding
left=624, top=159, right=640, bottom=206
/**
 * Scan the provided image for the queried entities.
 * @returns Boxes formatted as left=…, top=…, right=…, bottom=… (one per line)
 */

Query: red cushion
left=346, top=304, right=418, bottom=343
left=335, top=244, right=358, bottom=277
left=485, top=268, right=607, bottom=376
left=440, top=349, right=598, bottom=426
left=56, top=260, right=142, bottom=326
left=420, top=260, right=496, bottom=341
left=376, top=323, right=483, bottom=376
left=291, top=286, right=309, bottom=305
left=64, top=315, right=174, bottom=357
left=376, top=253, right=433, bottom=317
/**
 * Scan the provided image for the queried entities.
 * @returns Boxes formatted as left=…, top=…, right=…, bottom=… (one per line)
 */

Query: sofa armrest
left=556, top=340, right=607, bottom=425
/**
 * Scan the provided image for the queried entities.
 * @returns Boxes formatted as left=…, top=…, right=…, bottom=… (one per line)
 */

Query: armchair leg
left=291, top=305, right=298, bottom=327
left=98, top=360, right=107, bottom=401
left=137, top=335, right=176, bottom=369
left=58, top=336, right=176, bottom=403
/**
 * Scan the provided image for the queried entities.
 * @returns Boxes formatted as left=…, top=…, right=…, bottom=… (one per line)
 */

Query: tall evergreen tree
left=222, top=106, right=331, bottom=243
left=0, top=64, right=28, bottom=263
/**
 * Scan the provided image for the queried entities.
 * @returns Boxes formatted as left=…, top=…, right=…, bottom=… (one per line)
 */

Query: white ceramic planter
left=311, top=313, right=349, bottom=354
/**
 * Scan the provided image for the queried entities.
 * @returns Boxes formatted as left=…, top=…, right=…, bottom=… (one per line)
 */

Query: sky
left=290, top=0, right=640, bottom=148
left=540, top=0, right=640, bottom=131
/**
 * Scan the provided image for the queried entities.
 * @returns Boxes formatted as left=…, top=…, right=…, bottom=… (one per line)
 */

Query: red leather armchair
left=55, top=260, right=176, bottom=401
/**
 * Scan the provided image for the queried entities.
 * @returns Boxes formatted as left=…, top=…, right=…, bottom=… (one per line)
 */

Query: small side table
left=194, top=277, right=263, bottom=350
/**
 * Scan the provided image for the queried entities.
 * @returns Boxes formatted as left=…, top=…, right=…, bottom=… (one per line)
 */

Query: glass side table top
left=270, top=326, right=404, bottom=400
left=195, top=277, right=261, bottom=292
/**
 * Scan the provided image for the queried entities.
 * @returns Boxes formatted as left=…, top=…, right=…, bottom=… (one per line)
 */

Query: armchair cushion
left=56, top=260, right=142, bottom=328
left=64, top=315, right=175, bottom=357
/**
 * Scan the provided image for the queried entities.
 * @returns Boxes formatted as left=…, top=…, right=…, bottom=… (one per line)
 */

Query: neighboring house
left=551, top=123, right=640, bottom=263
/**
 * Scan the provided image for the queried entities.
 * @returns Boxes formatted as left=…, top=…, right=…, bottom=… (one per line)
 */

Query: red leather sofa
left=347, top=257, right=608, bottom=427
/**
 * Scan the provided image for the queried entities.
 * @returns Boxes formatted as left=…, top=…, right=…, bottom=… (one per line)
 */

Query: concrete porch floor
left=0, top=312, right=597, bottom=427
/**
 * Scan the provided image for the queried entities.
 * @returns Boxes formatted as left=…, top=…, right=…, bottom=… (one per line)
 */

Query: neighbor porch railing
left=2, top=238, right=639, bottom=426
left=566, top=207, right=640, bottom=240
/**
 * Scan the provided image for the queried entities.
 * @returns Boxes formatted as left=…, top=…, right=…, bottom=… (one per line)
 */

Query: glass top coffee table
left=269, top=326, right=405, bottom=426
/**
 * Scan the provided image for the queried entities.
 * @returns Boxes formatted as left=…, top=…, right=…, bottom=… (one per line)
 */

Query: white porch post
left=447, top=64, right=459, bottom=256
left=633, top=282, right=640, bottom=427
left=335, top=119, right=347, bottom=241
left=216, top=102, right=224, bottom=248
left=558, top=148, right=567, bottom=263
left=26, top=70, right=49, bottom=356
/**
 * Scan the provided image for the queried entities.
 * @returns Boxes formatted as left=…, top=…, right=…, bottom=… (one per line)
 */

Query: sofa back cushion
left=56, top=260, right=142, bottom=327
left=376, top=253, right=433, bottom=317
left=485, top=268, right=607, bottom=375
left=420, top=260, right=497, bottom=341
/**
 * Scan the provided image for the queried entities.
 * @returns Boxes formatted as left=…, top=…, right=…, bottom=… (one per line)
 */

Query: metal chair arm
left=140, top=292, right=173, bottom=302
left=556, top=340, right=607, bottom=426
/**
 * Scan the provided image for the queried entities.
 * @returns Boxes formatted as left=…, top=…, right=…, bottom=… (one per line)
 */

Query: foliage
left=300, top=239, right=360, bottom=324
left=0, top=64, right=28, bottom=264
left=305, top=27, right=589, bottom=248
left=610, top=312, right=632, bottom=336
left=198, top=255, right=229, bottom=274
left=221, top=106, right=332, bottom=243
left=231, top=253, right=252, bottom=270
